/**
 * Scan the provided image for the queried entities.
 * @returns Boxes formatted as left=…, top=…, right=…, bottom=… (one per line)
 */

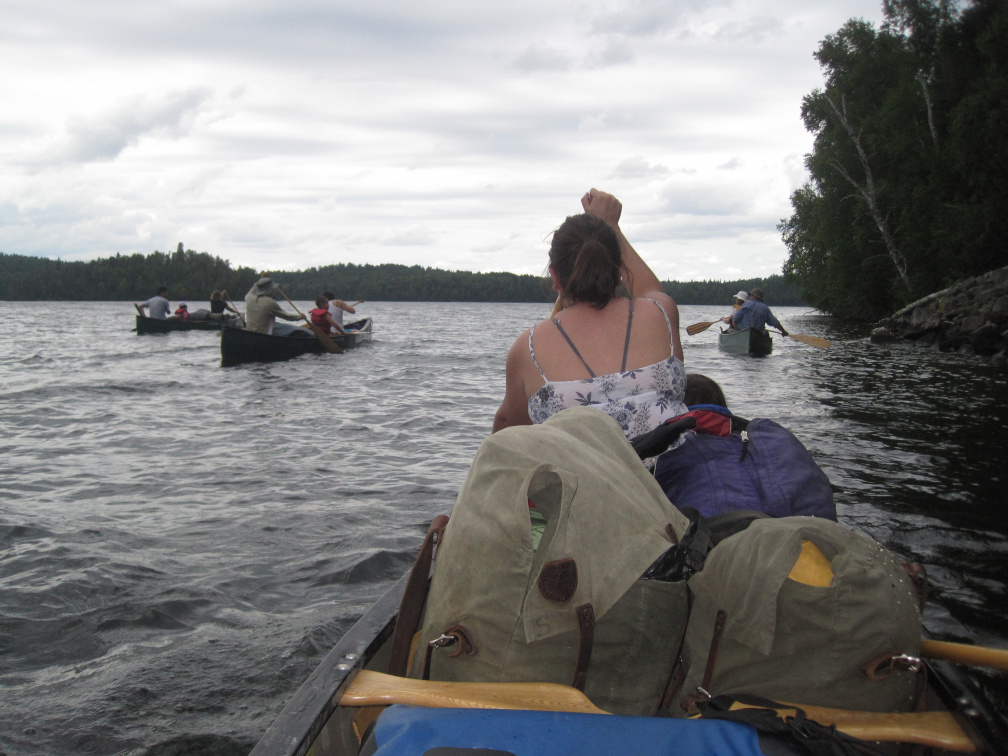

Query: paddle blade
left=686, top=321, right=718, bottom=336
left=787, top=333, right=831, bottom=349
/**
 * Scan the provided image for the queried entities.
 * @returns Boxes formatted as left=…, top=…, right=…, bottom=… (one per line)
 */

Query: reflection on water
left=0, top=301, right=1005, bottom=754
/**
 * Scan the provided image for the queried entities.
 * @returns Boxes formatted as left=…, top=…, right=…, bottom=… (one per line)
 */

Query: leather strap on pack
left=421, top=625, right=476, bottom=681
left=572, top=604, right=595, bottom=691
left=656, top=591, right=694, bottom=715
left=388, top=514, right=450, bottom=676
left=680, top=608, right=727, bottom=715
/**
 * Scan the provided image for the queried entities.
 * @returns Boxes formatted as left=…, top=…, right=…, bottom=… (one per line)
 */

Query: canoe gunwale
left=248, top=572, right=406, bottom=756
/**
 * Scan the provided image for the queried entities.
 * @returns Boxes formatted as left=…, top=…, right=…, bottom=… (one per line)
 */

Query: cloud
left=0, top=0, right=888, bottom=280
left=21, top=88, right=213, bottom=167
left=513, top=44, right=573, bottom=73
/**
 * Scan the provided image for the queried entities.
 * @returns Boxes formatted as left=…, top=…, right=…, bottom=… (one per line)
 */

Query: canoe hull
left=220, top=318, right=372, bottom=367
left=136, top=314, right=236, bottom=333
left=718, top=327, right=772, bottom=356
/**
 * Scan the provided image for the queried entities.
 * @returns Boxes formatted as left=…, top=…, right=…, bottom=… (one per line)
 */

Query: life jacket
left=309, top=307, right=329, bottom=329
left=633, top=408, right=836, bottom=521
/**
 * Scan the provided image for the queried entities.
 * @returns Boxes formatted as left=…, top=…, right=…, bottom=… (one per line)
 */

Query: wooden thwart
left=340, top=670, right=607, bottom=715
left=338, top=671, right=974, bottom=750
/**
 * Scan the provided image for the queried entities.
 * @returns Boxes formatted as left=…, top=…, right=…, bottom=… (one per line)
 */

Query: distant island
left=0, top=248, right=808, bottom=307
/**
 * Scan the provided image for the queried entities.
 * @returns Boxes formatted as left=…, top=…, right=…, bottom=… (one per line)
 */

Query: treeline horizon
left=0, top=249, right=808, bottom=307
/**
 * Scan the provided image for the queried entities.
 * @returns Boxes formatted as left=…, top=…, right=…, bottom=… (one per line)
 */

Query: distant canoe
left=718, top=327, right=772, bottom=357
left=135, top=314, right=238, bottom=334
left=220, top=318, right=373, bottom=367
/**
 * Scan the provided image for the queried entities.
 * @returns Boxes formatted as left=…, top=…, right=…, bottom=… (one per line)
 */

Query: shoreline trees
left=0, top=251, right=806, bottom=306
left=780, top=0, right=1007, bottom=321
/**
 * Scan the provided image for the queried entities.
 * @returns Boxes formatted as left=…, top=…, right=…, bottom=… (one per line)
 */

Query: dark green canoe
left=220, top=317, right=373, bottom=367
left=135, top=314, right=237, bottom=334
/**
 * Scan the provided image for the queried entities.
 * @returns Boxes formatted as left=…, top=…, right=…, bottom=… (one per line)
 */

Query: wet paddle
left=775, top=330, right=831, bottom=349
left=338, top=671, right=973, bottom=750
left=276, top=288, right=343, bottom=354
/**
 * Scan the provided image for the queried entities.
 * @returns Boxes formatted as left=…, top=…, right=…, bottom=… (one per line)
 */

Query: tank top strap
left=643, top=297, right=675, bottom=349
left=620, top=299, right=635, bottom=372
left=528, top=324, right=548, bottom=381
left=551, top=318, right=596, bottom=378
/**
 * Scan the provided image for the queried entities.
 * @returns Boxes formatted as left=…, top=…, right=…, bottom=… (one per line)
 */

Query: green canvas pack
left=405, top=407, right=694, bottom=716
left=675, top=516, right=926, bottom=715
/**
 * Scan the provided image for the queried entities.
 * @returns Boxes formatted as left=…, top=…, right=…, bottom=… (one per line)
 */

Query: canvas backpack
left=393, top=407, right=699, bottom=716
left=674, top=516, right=926, bottom=716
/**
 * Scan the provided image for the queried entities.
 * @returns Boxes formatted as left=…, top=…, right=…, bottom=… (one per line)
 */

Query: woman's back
left=529, top=297, right=676, bottom=381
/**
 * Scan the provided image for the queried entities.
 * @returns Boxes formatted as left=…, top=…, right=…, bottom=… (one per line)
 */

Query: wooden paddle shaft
left=341, top=670, right=608, bottom=715
left=276, top=287, right=342, bottom=353
left=922, top=639, right=1008, bottom=671
left=339, top=671, right=974, bottom=750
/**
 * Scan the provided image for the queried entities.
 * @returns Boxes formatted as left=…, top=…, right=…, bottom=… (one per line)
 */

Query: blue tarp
left=365, top=705, right=767, bottom=756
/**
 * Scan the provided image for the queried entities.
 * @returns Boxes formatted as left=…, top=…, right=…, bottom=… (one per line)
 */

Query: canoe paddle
left=921, top=638, right=1008, bottom=671
left=224, top=292, right=243, bottom=318
left=338, top=671, right=973, bottom=750
left=276, top=287, right=343, bottom=354
left=686, top=320, right=722, bottom=336
left=774, top=330, right=831, bottom=350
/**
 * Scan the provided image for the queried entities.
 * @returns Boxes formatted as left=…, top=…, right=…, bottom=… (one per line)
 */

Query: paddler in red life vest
left=173, top=302, right=190, bottom=320
left=309, top=295, right=345, bottom=334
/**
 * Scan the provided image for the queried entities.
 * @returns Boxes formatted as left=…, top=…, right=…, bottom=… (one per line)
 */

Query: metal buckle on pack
left=863, top=653, right=923, bottom=680
left=889, top=654, right=924, bottom=673
left=429, top=634, right=457, bottom=649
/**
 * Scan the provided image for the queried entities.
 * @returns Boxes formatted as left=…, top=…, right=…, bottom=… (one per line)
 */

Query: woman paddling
left=493, top=188, right=686, bottom=441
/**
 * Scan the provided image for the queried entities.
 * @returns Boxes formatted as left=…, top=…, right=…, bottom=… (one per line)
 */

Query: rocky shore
left=871, top=266, right=1008, bottom=358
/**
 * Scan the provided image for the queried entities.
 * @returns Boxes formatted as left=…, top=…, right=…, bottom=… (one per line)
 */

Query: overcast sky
left=1, top=0, right=886, bottom=282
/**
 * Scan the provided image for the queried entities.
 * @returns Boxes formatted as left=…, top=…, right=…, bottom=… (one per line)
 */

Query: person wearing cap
left=173, top=302, right=191, bottom=320
left=244, top=275, right=302, bottom=334
left=730, top=287, right=788, bottom=336
left=720, top=289, right=749, bottom=324
left=134, top=286, right=171, bottom=319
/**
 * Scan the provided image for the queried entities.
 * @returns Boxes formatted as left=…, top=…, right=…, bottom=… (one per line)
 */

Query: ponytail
left=549, top=214, right=624, bottom=309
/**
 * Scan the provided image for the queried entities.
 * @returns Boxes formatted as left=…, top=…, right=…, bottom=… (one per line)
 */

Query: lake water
left=1, top=300, right=1006, bottom=755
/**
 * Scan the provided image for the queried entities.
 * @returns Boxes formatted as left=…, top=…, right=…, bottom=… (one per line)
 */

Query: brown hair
left=315, top=295, right=328, bottom=308
left=549, top=214, right=626, bottom=309
left=684, top=373, right=728, bottom=408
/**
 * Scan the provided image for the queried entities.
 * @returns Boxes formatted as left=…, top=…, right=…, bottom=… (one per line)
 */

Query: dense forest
left=780, top=0, right=1008, bottom=320
left=0, top=248, right=806, bottom=306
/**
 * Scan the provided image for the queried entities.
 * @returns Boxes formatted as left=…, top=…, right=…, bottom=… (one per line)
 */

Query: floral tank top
left=527, top=298, right=688, bottom=441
